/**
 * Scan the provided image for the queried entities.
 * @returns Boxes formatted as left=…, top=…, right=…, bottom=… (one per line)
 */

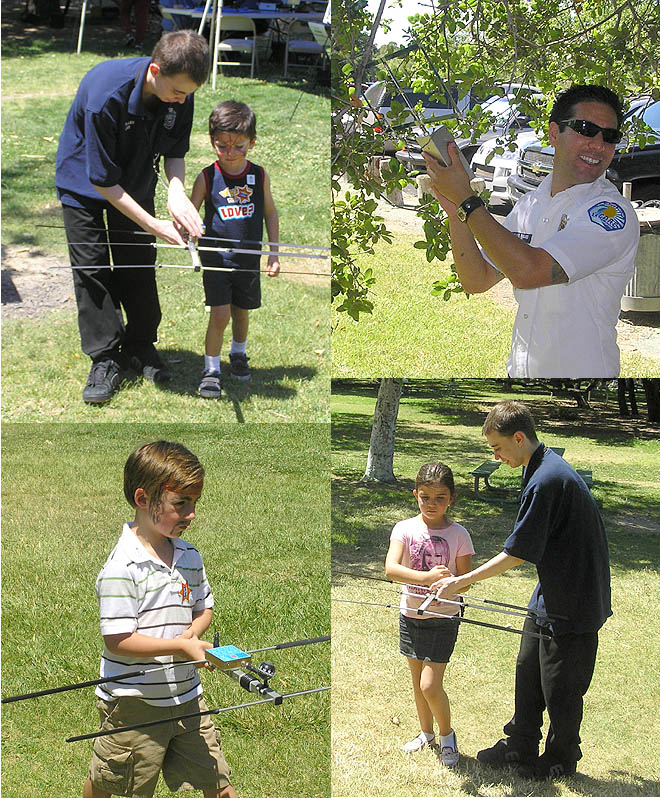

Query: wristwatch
left=456, top=195, right=485, bottom=222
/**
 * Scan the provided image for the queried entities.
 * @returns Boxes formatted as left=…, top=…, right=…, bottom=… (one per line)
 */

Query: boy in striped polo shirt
left=84, top=441, right=236, bottom=798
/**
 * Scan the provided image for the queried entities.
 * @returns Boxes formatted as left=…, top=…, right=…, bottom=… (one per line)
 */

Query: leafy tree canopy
left=332, top=0, right=660, bottom=320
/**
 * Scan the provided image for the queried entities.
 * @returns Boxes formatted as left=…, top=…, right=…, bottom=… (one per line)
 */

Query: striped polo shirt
left=95, top=523, right=214, bottom=705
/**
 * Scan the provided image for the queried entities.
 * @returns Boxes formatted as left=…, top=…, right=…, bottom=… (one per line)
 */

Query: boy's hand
left=167, top=184, right=205, bottom=239
left=430, top=575, right=462, bottom=599
left=267, top=256, right=280, bottom=276
left=176, top=636, right=214, bottom=670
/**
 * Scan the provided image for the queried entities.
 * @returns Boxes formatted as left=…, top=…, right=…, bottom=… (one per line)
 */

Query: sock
left=205, top=354, right=221, bottom=373
left=439, top=730, right=455, bottom=748
left=230, top=339, right=247, bottom=356
left=420, top=731, right=435, bottom=743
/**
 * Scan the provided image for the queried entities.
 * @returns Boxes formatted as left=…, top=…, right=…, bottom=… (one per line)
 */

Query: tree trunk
left=361, top=379, right=402, bottom=483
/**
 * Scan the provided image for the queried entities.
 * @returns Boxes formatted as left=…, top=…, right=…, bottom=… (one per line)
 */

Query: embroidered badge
left=164, top=107, right=176, bottom=130
left=218, top=203, right=255, bottom=220
left=512, top=231, right=532, bottom=243
left=588, top=201, right=626, bottom=231
left=178, top=580, right=192, bottom=603
left=558, top=213, right=569, bottom=231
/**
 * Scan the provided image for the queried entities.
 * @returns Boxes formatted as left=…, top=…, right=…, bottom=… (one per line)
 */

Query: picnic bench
left=471, top=447, right=592, bottom=503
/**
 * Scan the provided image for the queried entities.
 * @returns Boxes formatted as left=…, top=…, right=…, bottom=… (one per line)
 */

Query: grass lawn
left=331, top=379, right=660, bottom=797
left=1, top=32, right=330, bottom=421
left=1, top=422, right=330, bottom=798
left=331, top=234, right=660, bottom=378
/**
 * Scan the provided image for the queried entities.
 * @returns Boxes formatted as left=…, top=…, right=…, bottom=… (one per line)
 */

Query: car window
left=640, top=102, right=660, bottom=133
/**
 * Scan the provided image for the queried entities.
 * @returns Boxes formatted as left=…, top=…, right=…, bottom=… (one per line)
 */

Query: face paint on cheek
left=149, top=499, right=164, bottom=526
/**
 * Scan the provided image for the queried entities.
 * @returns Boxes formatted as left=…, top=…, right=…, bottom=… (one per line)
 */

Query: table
left=158, top=4, right=325, bottom=85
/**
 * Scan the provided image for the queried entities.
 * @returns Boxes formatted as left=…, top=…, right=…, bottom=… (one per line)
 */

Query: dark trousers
left=62, top=203, right=160, bottom=361
left=503, top=616, right=599, bottom=763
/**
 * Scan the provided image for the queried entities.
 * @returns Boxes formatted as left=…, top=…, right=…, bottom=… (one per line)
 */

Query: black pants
left=503, top=616, right=599, bottom=763
left=62, top=203, right=160, bottom=361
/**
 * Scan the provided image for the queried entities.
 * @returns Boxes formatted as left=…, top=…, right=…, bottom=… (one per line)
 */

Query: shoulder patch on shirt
left=587, top=201, right=626, bottom=231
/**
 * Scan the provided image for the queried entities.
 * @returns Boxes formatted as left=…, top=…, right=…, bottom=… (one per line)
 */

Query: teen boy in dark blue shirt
left=433, top=400, right=611, bottom=780
left=55, top=30, right=208, bottom=404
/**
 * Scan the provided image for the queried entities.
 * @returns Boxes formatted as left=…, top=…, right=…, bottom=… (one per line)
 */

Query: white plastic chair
left=283, top=20, right=325, bottom=78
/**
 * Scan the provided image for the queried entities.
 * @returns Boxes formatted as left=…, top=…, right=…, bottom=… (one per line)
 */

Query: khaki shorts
left=88, top=695, right=232, bottom=797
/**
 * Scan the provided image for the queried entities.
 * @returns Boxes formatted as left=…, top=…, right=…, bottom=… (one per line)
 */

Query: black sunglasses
left=558, top=118, right=623, bottom=144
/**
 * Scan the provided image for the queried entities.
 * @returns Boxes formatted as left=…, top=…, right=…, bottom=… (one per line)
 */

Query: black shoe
left=518, top=755, right=577, bottom=780
left=82, top=359, right=123, bottom=404
left=229, top=352, right=251, bottom=381
left=477, top=738, right=538, bottom=767
left=199, top=369, right=222, bottom=399
left=124, top=344, right=170, bottom=384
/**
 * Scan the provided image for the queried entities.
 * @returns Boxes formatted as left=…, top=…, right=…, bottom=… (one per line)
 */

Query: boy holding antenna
left=190, top=101, right=280, bottom=399
left=84, top=440, right=236, bottom=798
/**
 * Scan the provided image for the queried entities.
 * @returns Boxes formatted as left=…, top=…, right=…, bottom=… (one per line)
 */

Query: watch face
left=457, top=207, right=467, bottom=222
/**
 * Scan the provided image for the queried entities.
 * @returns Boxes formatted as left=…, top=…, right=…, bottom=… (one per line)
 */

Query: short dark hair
left=482, top=401, right=539, bottom=442
left=151, top=30, right=209, bottom=87
left=124, top=440, right=205, bottom=509
left=209, top=101, right=257, bottom=140
left=550, top=84, right=624, bottom=129
left=415, top=462, right=456, bottom=495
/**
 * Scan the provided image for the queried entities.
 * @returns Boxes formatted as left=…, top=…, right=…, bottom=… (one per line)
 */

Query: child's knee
left=208, top=305, right=231, bottom=330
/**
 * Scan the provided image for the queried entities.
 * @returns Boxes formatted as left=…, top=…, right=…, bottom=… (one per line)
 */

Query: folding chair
left=283, top=19, right=325, bottom=78
left=213, top=14, right=269, bottom=83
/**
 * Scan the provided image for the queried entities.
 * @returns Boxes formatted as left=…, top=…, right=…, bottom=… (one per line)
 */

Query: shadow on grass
left=449, top=755, right=660, bottom=797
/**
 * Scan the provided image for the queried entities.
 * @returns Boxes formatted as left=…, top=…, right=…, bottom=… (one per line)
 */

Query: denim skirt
left=399, top=613, right=460, bottom=663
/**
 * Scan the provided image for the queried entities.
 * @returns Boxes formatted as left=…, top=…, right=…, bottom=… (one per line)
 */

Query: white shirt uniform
left=95, top=523, right=215, bottom=706
left=488, top=173, right=639, bottom=377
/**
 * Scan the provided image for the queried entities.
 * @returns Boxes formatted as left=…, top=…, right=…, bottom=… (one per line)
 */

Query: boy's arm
left=263, top=170, right=280, bottom=276
left=385, top=539, right=452, bottom=586
left=164, top=157, right=205, bottom=239
left=104, top=630, right=213, bottom=667
left=190, top=171, right=207, bottom=213
left=180, top=608, right=213, bottom=640
left=431, top=551, right=525, bottom=597
left=92, top=183, right=186, bottom=246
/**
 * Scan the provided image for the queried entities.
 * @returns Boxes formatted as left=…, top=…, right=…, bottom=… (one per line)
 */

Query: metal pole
left=76, top=0, right=88, bottom=55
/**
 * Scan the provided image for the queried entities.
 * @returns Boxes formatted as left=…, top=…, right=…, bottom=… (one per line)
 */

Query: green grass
left=1, top=423, right=330, bottom=798
left=331, top=235, right=660, bottom=378
left=1, top=45, right=330, bottom=421
left=331, top=379, right=660, bottom=797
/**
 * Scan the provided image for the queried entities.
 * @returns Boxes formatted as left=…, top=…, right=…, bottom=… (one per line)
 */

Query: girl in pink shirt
left=385, top=462, right=474, bottom=766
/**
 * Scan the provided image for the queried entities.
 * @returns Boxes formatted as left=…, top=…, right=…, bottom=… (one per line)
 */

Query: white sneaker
left=402, top=732, right=435, bottom=753
left=439, top=730, right=459, bottom=767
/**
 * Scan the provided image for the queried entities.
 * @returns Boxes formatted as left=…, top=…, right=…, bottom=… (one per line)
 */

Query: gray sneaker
left=229, top=352, right=251, bottom=381
left=439, top=730, right=459, bottom=767
left=199, top=369, right=222, bottom=399
left=82, top=359, right=123, bottom=404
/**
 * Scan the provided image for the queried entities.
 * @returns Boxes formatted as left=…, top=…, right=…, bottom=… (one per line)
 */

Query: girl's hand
left=423, top=565, right=452, bottom=586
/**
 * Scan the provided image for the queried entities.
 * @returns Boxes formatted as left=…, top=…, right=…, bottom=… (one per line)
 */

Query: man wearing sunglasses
left=424, top=84, right=640, bottom=378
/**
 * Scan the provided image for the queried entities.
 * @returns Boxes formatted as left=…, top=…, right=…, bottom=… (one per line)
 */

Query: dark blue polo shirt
left=504, top=444, right=612, bottom=635
left=55, top=57, right=194, bottom=209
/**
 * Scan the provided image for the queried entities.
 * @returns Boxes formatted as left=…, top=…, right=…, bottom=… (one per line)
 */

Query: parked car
left=395, top=87, right=541, bottom=172
left=508, top=99, right=660, bottom=203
